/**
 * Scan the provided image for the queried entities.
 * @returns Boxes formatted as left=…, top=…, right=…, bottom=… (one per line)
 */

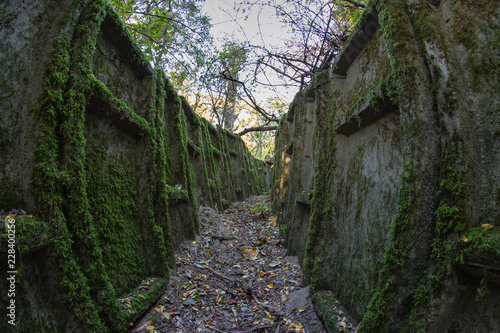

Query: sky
left=201, top=0, right=289, bottom=47
left=201, top=0, right=298, bottom=107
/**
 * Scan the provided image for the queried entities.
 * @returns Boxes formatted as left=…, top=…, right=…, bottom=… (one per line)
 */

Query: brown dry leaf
left=481, top=223, right=493, bottom=229
left=460, top=235, right=469, bottom=242
left=243, top=247, right=259, bottom=260
left=138, top=294, right=145, bottom=299
left=288, top=322, right=304, bottom=332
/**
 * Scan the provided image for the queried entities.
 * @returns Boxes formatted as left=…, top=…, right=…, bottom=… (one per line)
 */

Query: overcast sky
left=202, top=0, right=289, bottom=47
left=201, top=0, right=297, bottom=107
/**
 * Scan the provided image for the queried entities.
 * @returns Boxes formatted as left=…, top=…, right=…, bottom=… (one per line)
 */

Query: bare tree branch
left=238, top=126, right=278, bottom=136
left=220, top=72, right=280, bottom=124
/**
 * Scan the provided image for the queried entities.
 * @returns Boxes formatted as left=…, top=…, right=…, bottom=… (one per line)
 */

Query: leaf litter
left=130, top=195, right=357, bottom=333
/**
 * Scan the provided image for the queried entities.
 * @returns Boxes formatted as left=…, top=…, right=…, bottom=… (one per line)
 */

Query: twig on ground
left=251, top=293, right=283, bottom=316
left=201, top=264, right=241, bottom=284
left=208, top=326, right=228, bottom=333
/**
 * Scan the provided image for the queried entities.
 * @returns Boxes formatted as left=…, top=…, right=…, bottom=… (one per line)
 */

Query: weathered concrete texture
left=272, top=0, right=500, bottom=332
left=0, top=0, right=269, bottom=331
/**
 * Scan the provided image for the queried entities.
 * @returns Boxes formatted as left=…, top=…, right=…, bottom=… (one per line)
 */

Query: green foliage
left=110, top=0, right=212, bottom=71
left=249, top=201, right=269, bottom=214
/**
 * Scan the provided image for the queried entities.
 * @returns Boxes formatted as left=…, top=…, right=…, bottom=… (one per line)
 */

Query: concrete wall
left=272, top=0, right=500, bottom=331
left=0, top=0, right=269, bottom=331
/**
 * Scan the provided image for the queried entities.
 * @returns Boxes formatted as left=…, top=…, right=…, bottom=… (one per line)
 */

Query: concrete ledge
left=181, top=96, right=197, bottom=123
left=100, top=15, right=153, bottom=80
left=296, top=192, right=311, bottom=206
left=187, top=141, right=200, bottom=156
left=87, top=93, right=146, bottom=138
left=332, top=8, right=379, bottom=76
left=336, top=85, right=398, bottom=136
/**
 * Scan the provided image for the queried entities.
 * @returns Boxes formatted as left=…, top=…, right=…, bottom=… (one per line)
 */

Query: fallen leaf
left=460, top=235, right=469, bottom=242
left=269, top=261, right=280, bottom=268
left=298, top=307, right=305, bottom=313
left=481, top=223, right=493, bottom=229
left=288, top=322, right=304, bottom=331
left=182, top=299, right=196, bottom=306
left=138, top=294, right=145, bottom=299
left=243, top=247, right=259, bottom=260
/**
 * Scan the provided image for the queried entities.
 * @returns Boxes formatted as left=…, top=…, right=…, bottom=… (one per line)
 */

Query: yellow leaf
left=267, top=283, right=274, bottom=288
left=146, top=326, right=154, bottom=331
left=298, top=307, right=305, bottom=313
left=243, top=247, right=259, bottom=260
left=138, top=294, right=145, bottom=299
left=27, top=214, right=33, bottom=218
left=460, top=235, right=469, bottom=242
left=481, top=223, right=493, bottom=229
left=289, top=322, right=303, bottom=330
left=192, top=241, right=197, bottom=244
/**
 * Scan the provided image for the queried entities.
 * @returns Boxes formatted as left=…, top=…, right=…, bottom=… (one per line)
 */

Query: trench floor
left=129, top=195, right=357, bottom=333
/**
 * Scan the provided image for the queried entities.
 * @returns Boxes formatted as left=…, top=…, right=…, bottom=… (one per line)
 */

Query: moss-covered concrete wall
left=0, top=0, right=269, bottom=331
left=272, top=0, right=500, bottom=331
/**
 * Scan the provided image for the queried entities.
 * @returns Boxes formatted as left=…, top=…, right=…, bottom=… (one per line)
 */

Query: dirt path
left=129, top=196, right=334, bottom=333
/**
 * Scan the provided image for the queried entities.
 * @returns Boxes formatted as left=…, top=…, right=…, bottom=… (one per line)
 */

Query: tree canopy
left=110, top=0, right=366, bottom=154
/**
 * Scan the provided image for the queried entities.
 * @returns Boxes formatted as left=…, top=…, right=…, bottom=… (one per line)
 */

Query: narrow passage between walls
left=129, top=196, right=358, bottom=333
